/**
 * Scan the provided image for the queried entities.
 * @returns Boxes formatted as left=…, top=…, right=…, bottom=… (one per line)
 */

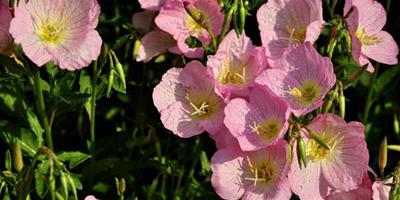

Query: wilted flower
left=0, top=0, right=12, bottom=54
left=345, top=0, right=399, bottom=72
left=10, top=0, right=102, bottom=70
left=288, top=114, right=369, bottom=200
left=207, top=31, right=267, bottom=100
left=211, top=140, right=292, bottom=199
left=256, top=43, right=335, bottom=116
left=152, top=61, right=225, bottom=138
left=155, top=0, right=224, bottom=58
left=257, top=0, right=324, bottom=64
left=224, top=86, right=290, bottom=151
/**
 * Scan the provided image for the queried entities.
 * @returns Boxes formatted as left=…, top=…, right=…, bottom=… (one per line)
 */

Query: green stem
left=90, top=61, right=98, bottom=145
left=362, top=64, right=380, bottom=123
left=218, top=3, right=235, bottom=45
left=33, top=69, right=53, bottom=150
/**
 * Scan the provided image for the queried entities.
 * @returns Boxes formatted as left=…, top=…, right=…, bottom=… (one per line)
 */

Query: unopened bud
left=379, top=137, right=387, bottom=177
left=305, top=127, right=330, bottom=150
left=13, top=140, right=23, bottom=172
left=297, top=137, right=307, bottom=169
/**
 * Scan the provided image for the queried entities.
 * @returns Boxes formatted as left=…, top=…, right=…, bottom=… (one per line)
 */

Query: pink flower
left=155, top=0, right=224, bottom=58
left=224, top=86, right=290, bottom=151
left=257, top=0, right=324, bottom=64
left=9, top=0, right=102, bottom=70
left=84, top=195, right=99, bottom=200
left=138, top=0, right=166, bottom=11
left=344, top=0, right=399, bottom=72
left=256, top=43, right=336, bottom=116
left=208, top=126, right=240, bottom=150
left=288, top=114, right=369, bottom=200
left=211, top=140, right=292, bottom=200
left=372, top=177, right=393, bottom=200
left=0, top=0, right=12, bottom=54
left=326, top=174, right=373, bottom=200
left=207, top=31, right=267, bottom=100
left=152, top=60, right=225, bottom=138
left=132, top=10, right=181, bottom=62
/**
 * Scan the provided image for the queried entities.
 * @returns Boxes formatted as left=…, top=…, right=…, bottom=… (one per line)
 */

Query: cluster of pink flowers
left=147, top=0, right=399, bottom=199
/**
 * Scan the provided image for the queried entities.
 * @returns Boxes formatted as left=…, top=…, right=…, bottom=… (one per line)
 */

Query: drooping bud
left=338, top=81, right=345, bottom=119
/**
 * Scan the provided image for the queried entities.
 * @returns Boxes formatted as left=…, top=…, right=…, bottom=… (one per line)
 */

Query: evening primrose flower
left=132, top=9, right=181, bottom=62
left=256, top=43, right=336, bottom=116
left=0, top=0, right=12, bottom=54
left=207, top=31, right=267, bottom=100
left=155, top=0, right=224, bottom=58
left=344, top=0, right=399, bottom=72
left=152, top=61, right=225, bottom=138
left=257, top=0, right=324, bottom=64
left=9, top=0, right=102, bottom=70
left=224, top=86, right=290, bottom=151
left=288, top=114, right=369, bottom=200
left=211, top=140, right=292, bottom=200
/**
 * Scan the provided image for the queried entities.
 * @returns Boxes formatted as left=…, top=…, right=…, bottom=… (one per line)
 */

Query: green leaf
left=374, top=66, right=400, bottom=96
left=58, top=152, right=91, bottom=169
left=0, top=123, right=38, bottom=156
left=5, top=150, right=11, bottom=171
left=35, top=172, right=47, bottom=198
left=113, top=34, right=133, bottom=49
left=26, top=111, right=44, bottom=147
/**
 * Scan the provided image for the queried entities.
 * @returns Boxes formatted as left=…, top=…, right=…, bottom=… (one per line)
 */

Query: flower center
left=290, top=80, right=321, bottom=106
left=250, top=118, right=281, bottom=142
left=185, top=91, right=220, bottom=120
left=185, top=8, right=208, bottom=36
left=307, top=131, right=343, bottom=162
left=245, top=157, right=277, bottom=187
left=355, top=27, right=383, bottom=46
left=218, top=63, right=246, bottom=85
left=285, top=25, right=306, bottom=45
left=36, top=19, right=68, bottom=45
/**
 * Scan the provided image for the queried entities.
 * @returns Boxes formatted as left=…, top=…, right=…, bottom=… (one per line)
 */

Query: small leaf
left=113, top=34, right=133, bottom=50
left=35, top=172, right=47, bottom=198
left=26, top=111, right=44, bottom=147
left=375, top=66, right=400, bottom=96
left=58, top=152, right=91, bottom=169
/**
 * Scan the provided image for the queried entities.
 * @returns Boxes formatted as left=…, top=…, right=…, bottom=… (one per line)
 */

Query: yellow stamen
left=250, top=118, right=281, bottom=142
left=245, top=156, right=276, bottom=187
left=218, top=63, right=247, bottom=85
left=36, top=18, right=69, bottom=45
left=290, top=81, right=321, bottom=106
left=355, top=27, right=383, bottom=46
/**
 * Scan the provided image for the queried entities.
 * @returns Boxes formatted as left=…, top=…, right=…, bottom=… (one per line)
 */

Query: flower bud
left=13, top=140, right=23, bottom=172
left=379, top=137, right=387, bottom=177
left=297, top=137, right=307, bottom=169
